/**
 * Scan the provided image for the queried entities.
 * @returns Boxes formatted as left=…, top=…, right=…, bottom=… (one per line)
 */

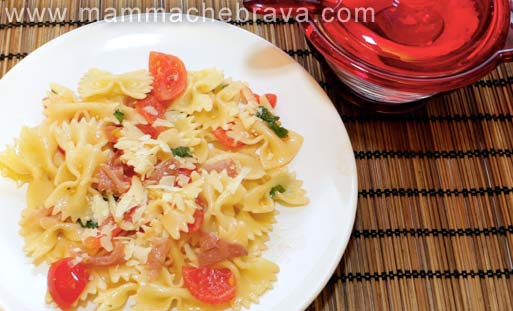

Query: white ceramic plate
left=0, top=14, right=357, bottom=311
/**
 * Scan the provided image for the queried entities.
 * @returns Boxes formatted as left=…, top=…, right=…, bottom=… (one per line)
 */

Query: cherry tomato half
left=149, top=52, right=188, bottom=102
left=212, top=128, right=246, bottom=150
left=183, top=266, right=237, bottom=305
left=134, top=93, right=167, bottom=124
left=263, top=93, right=277, bottom=108
left=47, top=258, right=89, bottom=310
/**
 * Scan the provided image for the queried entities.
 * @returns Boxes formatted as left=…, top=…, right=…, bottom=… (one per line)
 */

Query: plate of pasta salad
left=0, top=14, right=357, bottom=311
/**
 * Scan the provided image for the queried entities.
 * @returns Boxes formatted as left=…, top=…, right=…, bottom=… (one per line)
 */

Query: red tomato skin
left=212, top=128, right=246, bottom=150
left=264, top=93, right=278, bottom=108
left=149, top=52, right=188, bottom=102
left=134, top=94, right=167, bottom=124
left=48, top=258, right=89, bottom=310
left=136, top=124, right=167, bottom=139
left=188, top=208, right=204, bottom=233
left=183, top=266, right=237, bottom=305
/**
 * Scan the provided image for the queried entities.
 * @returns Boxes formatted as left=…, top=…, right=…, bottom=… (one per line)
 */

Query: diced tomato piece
left=176, top=168, right=194, bottom=178
left=212, top=128, right=246, bottom=150
left=195, top=197, right=207, bottom=209
left=187, top=197, right=206, bottom=233
left=136, top=124, right=167, bottom=139
left=263, top=93, right=277, bottom=108
left=122, top=207, right=138, bottom=222
left=104, top=124, right=121, bottom=143
left=149, top=52, right=188, bottom=102
left=188, top=209, right=204, bottom=233
left=134, top=93, right=167, bottom=123
left=57, top=146, right=66, bottom=155
left=183, top=266, right=237, bottom=305
left=48, top=258, right=89, bottom=310
left=84, top=236, right=102, bottom=251
left=111, top=226, right=123, bottom=237
left=83, top=217, right=124, bottom=252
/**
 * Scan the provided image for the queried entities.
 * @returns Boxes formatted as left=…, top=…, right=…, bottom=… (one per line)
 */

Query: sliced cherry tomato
left=136, top=124, right=167, bottom=139
left=149, top=52, right=187, bottom=102
left=48, top=258, right=89, bottom=310
left=188, top=208, right=204, bottom=233
left=212, top=128, right=246, bottom=150
left=263, top=93, right=277, bottom=108
left=183, top=266, right=237, bottom=305
left=134, top=94, right=167, bottom=124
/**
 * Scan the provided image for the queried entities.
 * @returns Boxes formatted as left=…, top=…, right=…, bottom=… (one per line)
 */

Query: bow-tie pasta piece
left=78, top=68, right=153, bottom=100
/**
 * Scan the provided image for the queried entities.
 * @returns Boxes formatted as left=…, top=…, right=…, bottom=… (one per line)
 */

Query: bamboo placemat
left=3, top=1, right=513, bottom=310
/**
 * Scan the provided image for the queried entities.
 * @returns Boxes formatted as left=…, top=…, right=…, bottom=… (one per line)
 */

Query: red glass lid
left=305, top=0, right=511, bottom=79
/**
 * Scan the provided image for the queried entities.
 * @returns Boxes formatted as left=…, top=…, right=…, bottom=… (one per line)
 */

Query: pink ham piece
left=148, top=159, right=195, bottom=183
left=146, top=237, right=173, bottom=280
left=197, top=231, right=248, bottom=267
left=94, top=152, right=131, bottom=195
left=148, top=159, right=178, bottom=182
left=84, top=242, right=126, bottom=267
left=202, top=159, right=238, bottom=178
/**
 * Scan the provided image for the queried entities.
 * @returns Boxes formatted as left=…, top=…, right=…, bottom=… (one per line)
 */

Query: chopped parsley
left=114, top=110, right=125, bottom=123
left=78, top=219, right=98, bottom=229
left=256, top=107, right=289, bottom=138
left=270, top=185, right=286, bottom=198
left=172, top=146, right=193, bottom=158
left=50, top=88, right=57, bottom=94
left=268, top=123, right=289, bottom=138
left=256, top=106, right=279, bottom=123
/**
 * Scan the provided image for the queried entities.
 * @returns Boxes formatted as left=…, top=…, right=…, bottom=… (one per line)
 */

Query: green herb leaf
left=78, top=219, right=98, bottom=229
left=270, top=185, right=286, bottom=198
left=172, top=146, right=193, bottom=158
left=114, top=110, right=125, bottom=123
left=256, top=107, right=289, bottom=138
left=269, top=123, right=289, bottom=138
left=256, top=106, right=279, bottom=123
left=50, top=89, right=57, bottom=94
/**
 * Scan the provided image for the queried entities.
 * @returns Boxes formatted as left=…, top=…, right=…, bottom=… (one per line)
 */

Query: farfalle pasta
left=0, top=51, right=308, bottom=311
